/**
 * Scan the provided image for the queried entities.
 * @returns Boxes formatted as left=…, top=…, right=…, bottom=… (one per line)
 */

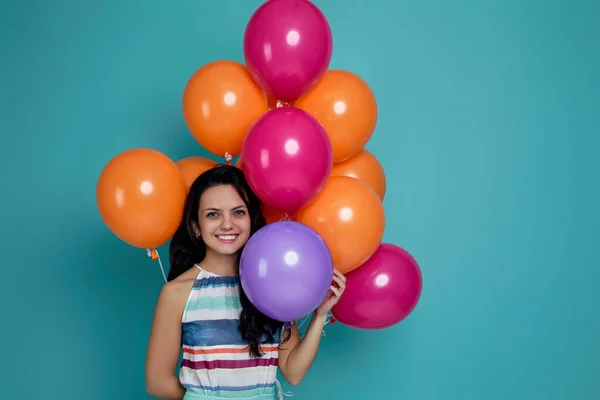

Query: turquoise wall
left=2, top=0, right=598, bottom=399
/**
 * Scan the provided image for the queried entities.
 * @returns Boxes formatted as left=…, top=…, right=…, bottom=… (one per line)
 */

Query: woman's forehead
left=200, top=185, right=245, bottom=208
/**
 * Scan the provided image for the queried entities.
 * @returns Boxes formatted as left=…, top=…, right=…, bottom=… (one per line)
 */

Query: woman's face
left=196, top=184, right=251, bottom=256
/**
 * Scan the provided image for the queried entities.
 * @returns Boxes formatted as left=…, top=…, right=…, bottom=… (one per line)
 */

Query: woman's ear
left=192, top=221, right=201, bottom=238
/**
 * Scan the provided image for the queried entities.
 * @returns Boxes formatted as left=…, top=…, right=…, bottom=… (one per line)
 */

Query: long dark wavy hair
left=168, top=164, right=289, bottom=357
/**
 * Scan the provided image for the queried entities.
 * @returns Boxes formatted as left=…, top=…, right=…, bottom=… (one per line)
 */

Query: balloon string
left=297, top=312, right=333, bottom=339
left=278, top=213, right=291, bottom=222
left=147, top=249, right=167, bottom=283
left=275, top=378, right=294, bottom=400
left=224, top=152, right=232, bottom=165
left=297, top=315, right=310, bottom=331
left=322, top=312, right=333, bottom=337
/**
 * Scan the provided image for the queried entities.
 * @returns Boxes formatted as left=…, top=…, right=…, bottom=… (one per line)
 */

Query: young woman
left=145, top=165, right=346, bottom=400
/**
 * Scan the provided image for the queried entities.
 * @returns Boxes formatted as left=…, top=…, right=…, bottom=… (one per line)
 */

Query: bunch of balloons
left=237, top=0, right=422, bottom=330
left=95, top=0, right=423, bottom=331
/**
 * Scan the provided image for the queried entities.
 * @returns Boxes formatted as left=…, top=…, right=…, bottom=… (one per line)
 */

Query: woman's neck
left=199, top=249, right=239, bottom=276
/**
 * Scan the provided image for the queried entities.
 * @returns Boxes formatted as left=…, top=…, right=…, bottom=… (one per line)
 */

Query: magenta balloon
left=241, top=107, right=332, bottom=213
left=243, top=0, right=333, bottom=102
left=240, top=221, right=334, bottom=322
left=332, top=243, right=423, bottom=330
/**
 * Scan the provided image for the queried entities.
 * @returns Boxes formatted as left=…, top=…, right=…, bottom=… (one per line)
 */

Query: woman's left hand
left=315, top=269, right=346, bottom=317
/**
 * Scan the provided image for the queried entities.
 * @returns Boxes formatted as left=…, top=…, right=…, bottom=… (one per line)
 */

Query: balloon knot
left=283, top=213, right=291, bottom=221
left=276, top=100, right=290, bottom=108
left=224, top=152, right=232, bottom=165
left=284, top=321, right=293, bottom=329
left=329, top=316, right=336, bottom=324
left=146, top=249, right=159, bottom=261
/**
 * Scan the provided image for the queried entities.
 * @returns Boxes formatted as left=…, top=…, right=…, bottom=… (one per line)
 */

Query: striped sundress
left=180, top=265, right=282, bottom=400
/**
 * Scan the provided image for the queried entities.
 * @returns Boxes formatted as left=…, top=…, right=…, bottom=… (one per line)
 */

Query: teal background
left=1, top=0, right=598, bottom=399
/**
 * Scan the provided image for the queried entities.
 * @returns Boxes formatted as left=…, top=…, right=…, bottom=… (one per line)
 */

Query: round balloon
left=332, top=243, right=422, bottom=330
left=241, top=107, right=332, bottom=213
left=331, top=149, right=386, bottom=200
left=182, top=60, right=267, bottom=157
left=96, top=148, right=187, bottom=249
left=295, top=70, right=378, bottom=162
left=243, top=0, right=333, bottom=102
left=176, top=156, right=217, bottom=191
left=296, top=176, right=385, bottom=274
left=240, top=221, right=333, bottom=322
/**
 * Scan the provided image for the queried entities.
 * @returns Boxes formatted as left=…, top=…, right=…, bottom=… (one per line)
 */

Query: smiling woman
left=145, top=164, right=346, bottom=400
left=196, top=185, right=252, bottom=256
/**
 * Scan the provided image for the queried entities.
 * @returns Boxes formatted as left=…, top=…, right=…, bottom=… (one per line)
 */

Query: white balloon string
left=275, top=378, right=294, bottom=400
left=297, top=315, right=310, bottom=333
left=296, top=312, right=333, bottom=339
left=147, top=249, right=167, bottom=283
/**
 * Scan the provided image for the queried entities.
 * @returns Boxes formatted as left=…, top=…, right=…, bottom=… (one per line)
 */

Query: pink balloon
left=243, top=0, right=333, bottom=102
left=332, top=243, right=423, bottom=330
left=241, top=107, right=332, bottom=213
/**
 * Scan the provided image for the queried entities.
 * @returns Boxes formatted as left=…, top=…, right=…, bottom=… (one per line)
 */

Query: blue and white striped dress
left=179, top=265, right=281, bottom=400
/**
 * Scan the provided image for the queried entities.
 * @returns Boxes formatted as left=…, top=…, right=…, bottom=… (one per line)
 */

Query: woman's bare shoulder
left=156, top=269, right=198, bottom=309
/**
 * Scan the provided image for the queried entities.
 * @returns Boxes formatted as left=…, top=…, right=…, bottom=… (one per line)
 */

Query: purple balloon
left=243, top=0, right=333, bottom=102
left=240, top=221, right=333, bottom=322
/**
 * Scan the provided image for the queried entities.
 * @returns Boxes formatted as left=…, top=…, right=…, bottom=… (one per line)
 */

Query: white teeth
left=217, top=235, right=237, bottom=240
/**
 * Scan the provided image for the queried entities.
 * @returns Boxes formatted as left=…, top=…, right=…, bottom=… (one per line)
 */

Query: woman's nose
left=220, top=215, right=233, bottom=230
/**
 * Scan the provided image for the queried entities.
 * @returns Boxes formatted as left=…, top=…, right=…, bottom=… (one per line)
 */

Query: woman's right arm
left=145, top=282, right=188, bottom=399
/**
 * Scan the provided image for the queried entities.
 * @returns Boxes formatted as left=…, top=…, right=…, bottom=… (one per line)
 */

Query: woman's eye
left=206, top=212, right=218, bottom=218
left=234, top=209, right=246, bottom=216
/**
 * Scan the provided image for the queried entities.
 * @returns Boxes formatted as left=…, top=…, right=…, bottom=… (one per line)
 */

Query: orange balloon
left=182, top=60, right=268, bottom=157
left=96, top=148, right=187, bottom=249
left=296, top=176, right=385, bottom=274
left=331, top=149, right=386, bottom=200
left=176, top=156, right=218, bottom=191
left=294, top=70, right=377, bottom=162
